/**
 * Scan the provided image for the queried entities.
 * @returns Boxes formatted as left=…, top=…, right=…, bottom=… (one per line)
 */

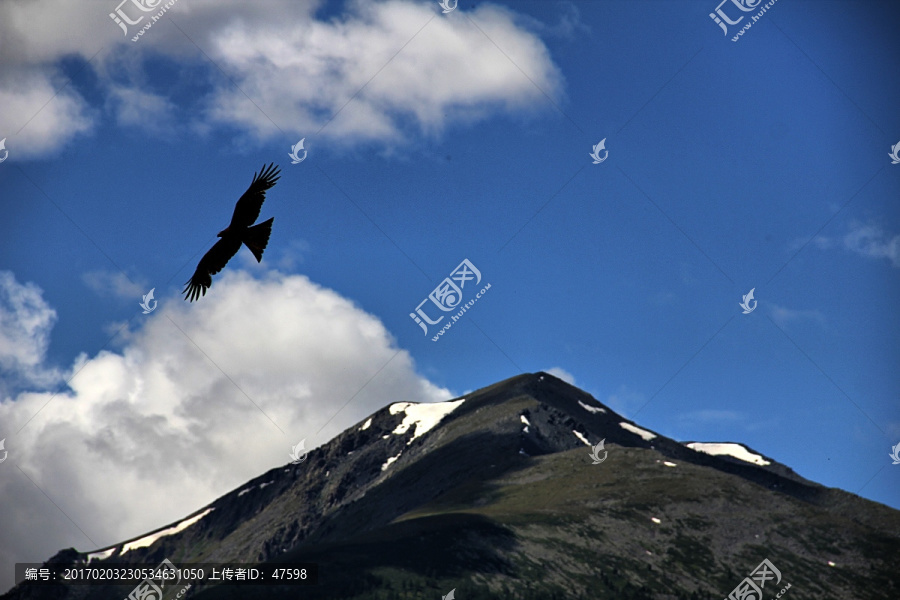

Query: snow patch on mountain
left=390, top=399, right=465, bottom=444
left=619, top=422, right=657, bottom=441
left=578, top=400, right=605, bottom=414
left=382, top=451, right=402, bottom=471
left=572, top=430, right=591, bottom=446
left=119, top=508, right=214, bottom=555
left=86, top=547, right=116, bottom=562
left=360, top=417, right=373, bottom=431
left=686, top=442, right=771, bottom=466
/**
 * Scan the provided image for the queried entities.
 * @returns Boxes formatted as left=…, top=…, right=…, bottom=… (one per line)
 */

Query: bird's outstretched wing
left=229, top=163, right=281, bottom=230
left=183, top=237, right=242, bottom=302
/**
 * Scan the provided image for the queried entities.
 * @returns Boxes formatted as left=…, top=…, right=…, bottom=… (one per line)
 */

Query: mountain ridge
left=4, top=372, right=898, bottom=599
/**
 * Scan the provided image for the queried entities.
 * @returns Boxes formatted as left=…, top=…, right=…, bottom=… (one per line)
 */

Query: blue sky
left=0, top=0, right=898, bottom=589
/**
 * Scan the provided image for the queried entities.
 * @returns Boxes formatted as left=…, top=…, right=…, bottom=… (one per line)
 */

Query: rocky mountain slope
left=3, top=372, right=898, bottom=599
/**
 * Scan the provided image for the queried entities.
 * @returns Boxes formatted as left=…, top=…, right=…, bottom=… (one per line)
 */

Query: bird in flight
left=183, top=163, right=281, bottom=302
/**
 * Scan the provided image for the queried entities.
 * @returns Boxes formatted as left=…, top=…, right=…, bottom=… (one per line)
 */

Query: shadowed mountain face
left=4, top=373, right=899, bottom=600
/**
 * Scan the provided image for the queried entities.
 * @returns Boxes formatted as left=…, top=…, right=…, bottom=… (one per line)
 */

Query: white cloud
left=203, top=1, right=563, bottom=143
left=82, top=270, right=145, bottom=299
left=519, top=2, right=590, bottom=39
left=802, top=220, right=899, bottom=268
left=842, top=221, right=900, bottom=268
left=0, top=270, right=450, bottom=593
left=544, top=367, right=575, bottom=385
left=0, top=271, right=63, bottom=393
left=0, top=68, right=93, bottom=159
left=275, top=239, right=311, bottom=271
left=0, top=0, right=563, bottom=157
left=768, top=303, right=826, bottom=327
left=107, top=85, right=176, bottom=132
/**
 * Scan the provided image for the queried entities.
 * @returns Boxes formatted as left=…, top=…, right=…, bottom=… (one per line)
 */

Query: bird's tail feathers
left=244, top=217, right=273, bottom=262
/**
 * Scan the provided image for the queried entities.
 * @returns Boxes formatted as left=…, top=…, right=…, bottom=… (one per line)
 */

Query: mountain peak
left=4, top=372, right=898, bottom=600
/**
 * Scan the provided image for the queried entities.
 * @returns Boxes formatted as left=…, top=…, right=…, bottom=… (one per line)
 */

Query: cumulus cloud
left=0, top=269, right=450, bottom=593
left=0, top=68, right=93, bottom=159
left=204, top=0, right=563, bottom=143
left=0, top=271, right=63, bottom=393
left=0, top=0, right=563, bottom=158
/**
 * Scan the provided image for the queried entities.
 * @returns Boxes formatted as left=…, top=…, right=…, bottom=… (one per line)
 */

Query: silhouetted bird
left=183, top=163, right=280, bottom=302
